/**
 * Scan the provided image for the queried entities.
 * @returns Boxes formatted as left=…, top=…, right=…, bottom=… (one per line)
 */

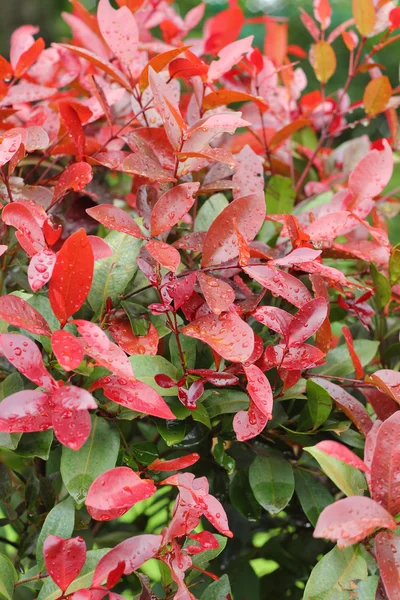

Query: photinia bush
left=1, top=0, right=400, bottom=598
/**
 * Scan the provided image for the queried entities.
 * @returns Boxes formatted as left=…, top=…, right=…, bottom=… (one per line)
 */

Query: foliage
left=0, top=0, right=399, bottom=599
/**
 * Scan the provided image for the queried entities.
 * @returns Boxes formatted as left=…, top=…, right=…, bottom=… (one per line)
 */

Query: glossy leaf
left=314, top=440, right=368, bottom=472
left=243, top=265, right=312, bottom=308
left=249, top=452, right=294, bottom=515
left=43, top=536, right=86, bottom=593
left=150, top=182, right=200, bottom=237
left=145, top=240, right=180, bottom=272
left=0, top=294, right=51, bottom=337
left=305, top=445, right=367, bottom=497
left=197, top=272, right=235, bottom=315
left=375, top=530, right=400, bottom=600
left=86, top=205, right=146, bottom=240
left=370, top=411, right=400, bottom=516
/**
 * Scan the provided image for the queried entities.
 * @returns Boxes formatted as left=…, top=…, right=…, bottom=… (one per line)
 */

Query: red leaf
left=304, top=211, right=357, bottom=244
left=370, top=411, right=400, bottom=515
left=43, top=536, right=86, bottom=593
left=51, top=385, right=97, bottom=411
left=342, top=326, right=364, bottom=379
left=349, top=139, right=393, bottom=199
left=52, top=407, right=92, bottom=450
left=86, top=205, right=147, bottom=240
left=314, top=496, right=396, bottom=548
left=148, top=453, right=200, bottom=472
left=0, top=390, right=52, bottom=433
left=150, top=183, right=200, bottom=237
left=366, top=370, right=400, bottom=404
left=315, top=440, right=369, bottom=472
left=51, top=330, right=84, bottom=371
left=285, top=298, right=328, bottom=347
left=208, top=36, right=253, bottom=81
left=2, top=202, right=45, bottom=254
left=243, top=265, right=312, bottom=308
left=171, top=273, right=196, bottom=310
left=90, top=375, right=176, bottom=420
left=0, top=295, right=51, bottom=337
left=52, top=163, right=93, bottom=205
left=97, top=0, right=139, bottom=74
left=264, top=343, right=324, bottom=370
left=197, top=272, right=235, bottom=315
left=270, top=247, right=321, bottom=267
left=72, top=320, right=110, bottom=353
left=0, top=133, right=22, bottom=167
left=362, top=387, right=398, bottom=421
left=182, top=311, right=254, bottom=363
left=92, top=534, right=162, bottom=587
left=109, top=318, right=158, bottom=356
left=28, top=248, right=56, bottom=292
left=201, top=194, right=266, bottom=267
left=59, top=103, right=85, bottom=160
left=252, top=306, right=293, bottom=337
left=86, top=467, right=156, bottom=521
left=0, top=334, right=57, bottom=390
left=145, top=240, right=180, bottom=272
left=244, top=364, right=273, bottom=418
left=186, top=531, right=219, bottom=554
left=311, top=377, right=373, bottom=436
left=49, top=229, right=94, bottom=326
left=84, top=340, right=134, bottom=381
left=375, top=530, right=400, bottom=599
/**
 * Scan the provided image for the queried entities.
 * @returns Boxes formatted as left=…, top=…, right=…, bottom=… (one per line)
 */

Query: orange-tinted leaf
left=352, top=0, right=376, bottom=36
left=86, top=204, right=147, bottom=239
left=139, top=46, right=191, bottom=92
left=49, top=228, right=94, bottom=325
left=145, top=240, right=180, bottom=272
left=363, top=75, right=392, bottom=117
left=182, top=311, right=254, bottom=363
left=52, top=162, right=93, bottom=204
left=150, top=182, right=199, bottom=237
left=203, top=89, right=266, bottom=110
left=14, top=37, right=45, bottom=79
left=270, top=119, right=310, bottom=149
left=148, top=454, right=200, bottom=472
left=109, top=318, right=158, bottom=356
left=314, top=496, right=395, bottom=548
left=59, top=102, right=85, bottom=160
left=197, top=272, right=235, bottom=315
left=366, top=369, right=400, bottom=404
left=342, top=326, right=364, bottom=379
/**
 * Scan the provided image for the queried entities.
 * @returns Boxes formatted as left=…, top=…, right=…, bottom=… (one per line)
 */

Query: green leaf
left=38, top=549, right=109, bottom=600
left=230, top=470, right=261, bottom=521
left=307, top=380, right=332, bottom=430
left=389, top=243, right=400, bottom=286
left=371, top=263, right=391, bottom=309
left=156, top=420, right=186, bottom=446
left=88, top=231, right=142, bottom=315
left=303, top=545, right=368, bottom=600
left=265, top=175, right=295, bottom=214
left=200, top=574, right=232, bottom=600
left=294, top=469, right=333, bottom=526
left=36, top=496, right=75, bottom=569
left=131, top=442, right=158, bottom=466
left=314, top=340, right=378, bottom=377
left=202, top=389, right=249, bottom=418
left=355, top=575, right=379, bottom=599
left=129, top=355, right=179, bottom=396
left=0, top=464, right=12, bottom=500
left=16, top=430, right=53, bottom=460
left=0, top=373, right=23, bottom=449
left=305, top=446, right=366, bottom=497
left=213, top=438, right=235, bottom=474
left=194, top=193, right=229, bottom=232
left=249, top=451, right=294, bottom=515
left=61, top=415, right=120, bottom=504
left=0, top=554, right=17, bottom=600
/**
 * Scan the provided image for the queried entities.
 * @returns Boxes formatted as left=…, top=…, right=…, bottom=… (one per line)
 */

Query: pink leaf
left=92, top=534, right=162, bottom=587
left=270, top=247, right=322, bottom=267
left=1, top=81, right=56, bottom=104
left=182, top=311, right=254, bottom=363
left=0, top=295, right=51, bottom=337
left=252, top=306, right=293, bottom=337
left=197, top=272, right=235, bottom=315
left=315, top=440, right=369, bottom=472
left=28, top=248, right=56, bottom=291
left=86, top=467, right=156, bottom=521
left=148, top=453, right=200, bottom=472
left=52, top=163, right=93, bottom=204
left=233, top=403, right=268, bottom=442
left=72, top=320, right=110, bottom=353
left=2, top=202, right=45, bottom=254
left=285, top=297, right=328, bottom=347
left=145, top=240, right=180, bottom=272
left=243, top=265, right=312, bottom=308
left=311, top=377, right=373, bottom=436
left=10, top=25, right=38, bottom=69
left=97, top=0, right=139, bottom=75
left=304, top=211, right=358, bottom=243
left=367, top=369, right=400, bottom=404
left=86, top=205, right=147, bottom=240
left=51, top=330, right=84, bottom=371
left=208, top=36, right=253, bottom=81
left=349, top=139, right=393, bottom=199
left=232, top=145, right=264, bottom=200
left=201, top=194, right=266, bottom=267
left=51, top=385, right=97, bottom=411
left=83, top=341, right=134, bottom=381
left=0, top=133, right=22, bottom=167
left=43, top=536, right=86, bottom=593
left=0, top=333, right=57, bottom=390
left=150, top=183, right=200, bottom=237
left=375, top=530, right=400, bottom=600
left=90, top=375, right=176, bottom=420
left=370, top=411, right=400, bottom=516
left=148, top=67, right=184, bottom=152
left=52, top=408, right=91, bottom=450
left=244, top=364, right=273, bottom=418
left=0, top=390, right=52, bottom=433
left=314, top=496, right=396, bottom=548
left=87, top=236, right=113, bottom=261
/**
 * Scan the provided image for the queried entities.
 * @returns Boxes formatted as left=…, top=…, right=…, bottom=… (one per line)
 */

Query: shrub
left=0, top=0, right=400, bottom=598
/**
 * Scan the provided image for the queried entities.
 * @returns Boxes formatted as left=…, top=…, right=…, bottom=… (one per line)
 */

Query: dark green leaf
left=0, top=554, right=17, bottom=600
left=200, top=574, right=232, bottom=600
left=294, top=469, right=333, bottom=526
left=371, top=263, right=391, bottom=309
left=249, top=451, right=294, bottom=515
left=230, top=470, right=261, bottom=521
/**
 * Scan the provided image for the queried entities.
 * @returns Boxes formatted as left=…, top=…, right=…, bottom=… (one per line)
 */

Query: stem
left=14, top=573, right=48, bottom=587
